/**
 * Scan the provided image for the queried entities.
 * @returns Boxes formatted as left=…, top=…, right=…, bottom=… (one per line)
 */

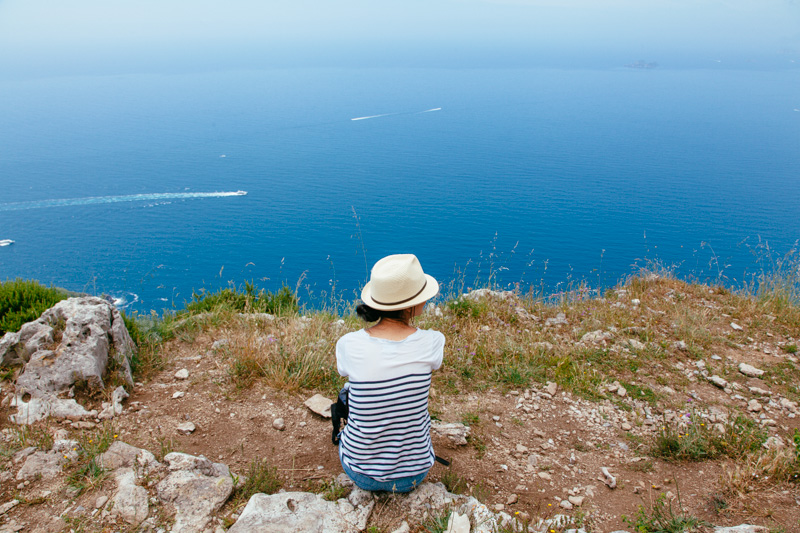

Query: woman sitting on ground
left=335, top=254, right=445, bottom=492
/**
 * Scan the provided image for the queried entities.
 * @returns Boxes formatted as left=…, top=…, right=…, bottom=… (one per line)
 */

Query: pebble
left=272, top=418, right=286, bottom=431
left=708, top=375, right=728, bottom=389
left=174, top=369, right=189, bottom=380
left=568, top=495, right=585, bottom=507
left=747, top=400, right=763, bottom=413
left=172, top=391, right=185, bottom=399
left=739, top=363, right=765, bottom=378
left=506, top=494, right=518, bottom=505
left=560, top=499, right=573, bottom=510
left=537, top=472, right=552, bottom=481
left=95, top=496, right=108, bottom=509
left=176, top=422, right=196, bottom=435
left=730, top=322, right=743, bottom=331
left=621, top=422, right=632, bottom=431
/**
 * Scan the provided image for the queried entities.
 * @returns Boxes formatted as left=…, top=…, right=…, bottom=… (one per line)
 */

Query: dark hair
left=356, top=303, right=410, bottom=323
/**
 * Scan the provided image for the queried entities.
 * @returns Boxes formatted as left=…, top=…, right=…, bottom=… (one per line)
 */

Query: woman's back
left=336, top=329, right=444, bottom=481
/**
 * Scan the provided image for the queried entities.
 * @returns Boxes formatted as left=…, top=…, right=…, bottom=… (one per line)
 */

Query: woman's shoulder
left=416, top=328, right=445, bottom=345
left=337, top=329, right=366, bottom=342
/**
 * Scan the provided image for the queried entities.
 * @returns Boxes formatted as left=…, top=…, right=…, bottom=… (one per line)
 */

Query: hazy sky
left=0, top=0, right=798, bottom=74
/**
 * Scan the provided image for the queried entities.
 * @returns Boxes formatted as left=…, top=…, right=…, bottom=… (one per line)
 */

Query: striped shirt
left=336, top=328, right=445, bottom=481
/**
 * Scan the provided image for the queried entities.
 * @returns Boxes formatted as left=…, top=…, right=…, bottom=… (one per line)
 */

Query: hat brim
left=361, top=274, right=439, bottom=311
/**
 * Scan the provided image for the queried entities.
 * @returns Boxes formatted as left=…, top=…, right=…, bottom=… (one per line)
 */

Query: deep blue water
left=1, top=67, right=798, bottom=312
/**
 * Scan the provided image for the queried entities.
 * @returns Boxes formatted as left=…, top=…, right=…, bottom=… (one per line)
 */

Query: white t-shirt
left=336, top=328, right=445, bottom=481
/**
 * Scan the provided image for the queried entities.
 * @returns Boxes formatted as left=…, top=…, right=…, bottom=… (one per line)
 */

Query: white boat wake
left=351, top=113, right=395, bottom=121
left=351, top=107, right=442, bottom=121
left=0, top=191, right=247, bottom=212
left=0, top=239, right=14, bottom=247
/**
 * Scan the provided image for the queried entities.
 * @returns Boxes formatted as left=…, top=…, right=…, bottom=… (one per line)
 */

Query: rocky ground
left=0, top=277, right=799, bottom=532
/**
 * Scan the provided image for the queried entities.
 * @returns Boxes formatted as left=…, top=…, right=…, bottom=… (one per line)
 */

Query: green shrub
left=0, top=279, right=69, bottom=336
left=185, top=282, right=298, bottom=316
left=651, top=413, right=766, bottom=461
left=235, top=458, right=281, bottom=501
left=623, top=493, right=707, bottom=533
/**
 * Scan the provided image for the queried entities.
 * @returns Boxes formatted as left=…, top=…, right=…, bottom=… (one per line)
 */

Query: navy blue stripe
left=350, top=398, right=428, bottom=416
left=348, top=373, right=432, bottom=386
left=344, top=433, right=430, bottom=451
left=348, top=417, right=431, bottom=437
left=349, top=386, right=431, bottom=406
left=349, top=377, right=431, bottom=395
left=349, top=408, right=429, bottom=426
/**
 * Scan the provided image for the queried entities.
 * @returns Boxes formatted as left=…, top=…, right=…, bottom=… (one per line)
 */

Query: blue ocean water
left=0, top=67, right=798, bottom=312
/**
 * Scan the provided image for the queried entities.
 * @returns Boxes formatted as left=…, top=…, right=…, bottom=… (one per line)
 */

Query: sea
left=1, top=66, right=799, bottom=313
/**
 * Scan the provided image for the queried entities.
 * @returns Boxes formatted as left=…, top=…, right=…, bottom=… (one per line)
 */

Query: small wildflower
left=114, top=434, right=118, bottom=438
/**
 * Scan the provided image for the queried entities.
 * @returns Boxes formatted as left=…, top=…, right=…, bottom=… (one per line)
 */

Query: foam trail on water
left=351, top=113, right=394, bottom=121
left=421, top=108, right=442, bottom=113
left=0, top=191, right=247, bottom=212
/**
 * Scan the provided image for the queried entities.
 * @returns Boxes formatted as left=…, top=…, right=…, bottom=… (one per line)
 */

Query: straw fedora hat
left=361, top=254, right=439, bottom=311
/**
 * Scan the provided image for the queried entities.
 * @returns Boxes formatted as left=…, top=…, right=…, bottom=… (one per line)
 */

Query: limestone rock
left=391, top=522, right=410, bottom=533
left=110, top=468, right=149, bottom=525
left=730, top=322, right=743, bottom=331
left=2, top=297, right=135, bottom=424
left=176, top=422, right=196, bottom=435
left=272, top=418, right=286, bottom=431
left=747, top=400, right=763, bottom=413
left=738, top=363, right=764, bottom=378
left=714, top=526, right=769, bottom=533
left=10, top=395, right=97, bottom=424
left=627, top=339, right=646, bottom=351
left=304, top=394, right=333, bottom=418
left=16, top=451, right=64, bottom=481
left=708, top=375, right=728, bottom=389
left=99, top=386, right=129, bottom=420
left=580, top=330, right=612, bottom=344
left=227, top=491, right=374, bottom=533
left=568, top=495, right=585, bottom=506
left=174, top=369, right=189, bottom=380
left=157, top=453, right=234, bottom=533
left=445, top=511, right=470, bottom=533
left=600, top=467, right=616, bottom=489
left=431, top=421, right=470, bottom=446
left=545, top=382, right=558, bottom=396
left=98, top=441, right=160, bottom=474
left=464, top=289, right=515, bottom=302
left=545, top=313, right=568, bottom=327
left=0, top=501, right=19, bottom=516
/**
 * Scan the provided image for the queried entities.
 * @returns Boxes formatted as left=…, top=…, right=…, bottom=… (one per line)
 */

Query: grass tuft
left=234, top=457, right=281, bottom=503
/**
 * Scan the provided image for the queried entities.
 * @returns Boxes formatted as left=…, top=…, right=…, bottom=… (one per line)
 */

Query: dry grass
left=719, top=447, right=800, bottom=499
left=221, top=314, right=346, bottom=394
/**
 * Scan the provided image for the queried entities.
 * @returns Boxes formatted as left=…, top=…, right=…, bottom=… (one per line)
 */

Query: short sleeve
left=429, top=330, right=445, bottom=371
left=335, top=336, right=349, bottom=378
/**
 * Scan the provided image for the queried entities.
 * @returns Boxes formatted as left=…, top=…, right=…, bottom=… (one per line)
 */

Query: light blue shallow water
left=0, top=67, right=798, bottom=311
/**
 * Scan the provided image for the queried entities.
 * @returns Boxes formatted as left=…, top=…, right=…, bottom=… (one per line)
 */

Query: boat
left=0, top=239, right=14, bottom=247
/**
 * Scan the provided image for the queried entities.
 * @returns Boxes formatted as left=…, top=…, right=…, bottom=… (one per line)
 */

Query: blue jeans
left=341, top=460, right=428, bottom=493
